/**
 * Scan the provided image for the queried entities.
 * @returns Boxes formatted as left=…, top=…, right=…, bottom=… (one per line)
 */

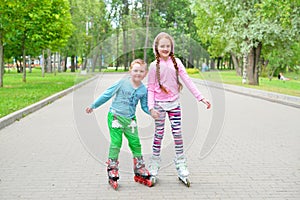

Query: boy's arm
left=140, top=92, right=150, bottom=115
left=90, top=79, right=123, bottom=109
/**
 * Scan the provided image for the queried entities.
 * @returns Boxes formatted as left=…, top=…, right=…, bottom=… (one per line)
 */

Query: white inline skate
left=148, top=155, right=161, bottom=184
left=174, top=155, right=190, bottom=187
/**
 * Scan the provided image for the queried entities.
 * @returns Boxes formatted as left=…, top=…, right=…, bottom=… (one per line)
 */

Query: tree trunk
left=22, top=46, right=26, bottom=83
left=123, top=29, right=128, bottom=70
left=63, top=53, right=68, bottom=72
left=242, top=53, right=248, bottom=84
left=57, top=52, right=61, bottom=72
left=53, top=52, right=57, bottom=76
left=116, top=28, right=119, bottom=71
left=42, top=50, right=45, bottom=77
left=83, top=56, right=87, bottom=71
left=247, top=42, right=262, bottom=85
left=122, top=0, right=129, bottom=70
left=92, top=52, right=99, bottom=72
left=217, top=57, right=221, bottom=70
left=188, top=38, right=193, bottom=68
left=0, top=31, right=4, bottom=87
left=70, top=55, right=75, bottom=72
left=231, top=52, right=241, bottom=76
left=144, top=0, right=152, bottom=63
left=254, top=43, right=262, bottom=84
left=28, top=55, right=31, bottom=73
left=47, top=49, right=51, bottom=73
left=16, top=60, right=21, bottom=73
left=210, top=58, right=215, bottom=70
left=131, top=30, right=136, bottom=61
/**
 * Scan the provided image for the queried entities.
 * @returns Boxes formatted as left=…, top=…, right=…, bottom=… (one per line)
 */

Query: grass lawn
left=0, top=68, right=94, bottom=118
left=188, top=70, right=300, bottom=97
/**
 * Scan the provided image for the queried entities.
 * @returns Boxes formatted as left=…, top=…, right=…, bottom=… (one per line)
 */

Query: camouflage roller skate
left=133, top=157, right=155, bottom=187
left=106, top=159, right=119, bottom=190
left=174, top=155, right=190, bottom=187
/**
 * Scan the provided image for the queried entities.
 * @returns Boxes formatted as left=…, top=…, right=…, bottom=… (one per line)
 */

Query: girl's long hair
left=153, top=32, right=183, bottom=93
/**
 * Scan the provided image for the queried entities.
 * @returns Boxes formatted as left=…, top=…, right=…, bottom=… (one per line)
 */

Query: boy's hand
left=150, top=109, right=159, bottom=120
left=201, top=98, right=211, bottom=109
left=85, top=107, right=93, bottom=114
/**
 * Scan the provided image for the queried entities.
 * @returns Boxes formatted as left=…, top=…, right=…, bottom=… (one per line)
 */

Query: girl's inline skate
left=174, top=155, right=190, bottom=187
left=106, top=159, right=119, bottom=190
left=148, top=155, right=161, bottom=184
left=133, top=157, right=155, bottom=187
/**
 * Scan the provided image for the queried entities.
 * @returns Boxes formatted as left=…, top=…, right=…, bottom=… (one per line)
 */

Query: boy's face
left=157, top=37, right=172, bottom=60
left=130, top=63, right=147, bottom=83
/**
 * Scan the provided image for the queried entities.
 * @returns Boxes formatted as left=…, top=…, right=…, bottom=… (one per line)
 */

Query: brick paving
left=0, top=73, right=299, bottom=199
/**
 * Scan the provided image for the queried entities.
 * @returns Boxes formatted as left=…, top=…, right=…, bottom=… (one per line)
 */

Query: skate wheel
left=150, top=176, right=156, bottom=185
left=186, top=179, right=191, bottom=187
left=134, top=176, right=138, bottom=182
left=178, top=177, right=191, bottom=187
left=113, top=182, right=118, bottom=189
left=109, top=179, right=119, bottom=190
left=147, top=179, right=153, bottom=187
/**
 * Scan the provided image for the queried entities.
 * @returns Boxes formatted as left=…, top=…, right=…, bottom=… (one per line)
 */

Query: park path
left=0, top=73, right=299, bottom=199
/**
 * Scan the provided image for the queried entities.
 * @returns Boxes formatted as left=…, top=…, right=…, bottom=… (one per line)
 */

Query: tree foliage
left=0, top=0, right=73, bottom=84
left=66, top=0, right=111, bottom=72
left=194, top=0, right=300, bottom=85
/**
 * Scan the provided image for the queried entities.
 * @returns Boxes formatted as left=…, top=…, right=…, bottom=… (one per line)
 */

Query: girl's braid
left=156, top=54, right=169, bottom=93
left=170, top=52, right=183, bottom=92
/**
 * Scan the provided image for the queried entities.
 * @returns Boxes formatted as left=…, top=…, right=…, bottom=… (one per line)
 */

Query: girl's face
left=130, top=63, right=147, bottom=84
left=157, top=37, right=172, bottom=60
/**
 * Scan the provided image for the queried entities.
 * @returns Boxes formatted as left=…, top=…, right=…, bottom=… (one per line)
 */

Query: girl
left=147, top=32, right=211, bottom=186
left=86, top=59, right=154, bottom=189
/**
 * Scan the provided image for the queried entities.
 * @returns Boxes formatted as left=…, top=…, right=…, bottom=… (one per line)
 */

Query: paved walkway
left=0, top=73, right=299, bottom=199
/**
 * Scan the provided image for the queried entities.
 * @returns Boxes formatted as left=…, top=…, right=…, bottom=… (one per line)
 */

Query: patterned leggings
left=152, top=103, right=184, bottom=157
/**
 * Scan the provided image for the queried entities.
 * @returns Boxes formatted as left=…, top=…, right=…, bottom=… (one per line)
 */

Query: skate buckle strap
left=136, top=158, right=145, bottom=168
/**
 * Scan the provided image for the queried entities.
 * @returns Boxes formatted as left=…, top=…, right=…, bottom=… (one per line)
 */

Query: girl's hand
left=201, top=98, right=211, bottom=109
left=85, top=107, right=93, bottom=114
left=150, top=109, right=159, bottom=120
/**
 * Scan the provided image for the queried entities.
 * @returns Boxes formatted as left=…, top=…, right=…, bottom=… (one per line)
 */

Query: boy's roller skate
left=148, top=155, right=161, bottom=184
left=174, top=155, right=190, bottom=187
left=106, top=159, right=119, bottom=190
left=133, top=157, right=154, bottom=187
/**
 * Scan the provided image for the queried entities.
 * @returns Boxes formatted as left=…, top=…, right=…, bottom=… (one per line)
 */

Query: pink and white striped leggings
left=152, top=103, right=184, bottom=157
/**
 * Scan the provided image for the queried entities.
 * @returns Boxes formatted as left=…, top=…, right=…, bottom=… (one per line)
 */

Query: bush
left=186, top=68, right=200, bottom=74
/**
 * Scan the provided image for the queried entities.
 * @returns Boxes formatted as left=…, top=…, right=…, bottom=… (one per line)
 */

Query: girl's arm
left=147, top=63, right=156, bottom=110
left=177, top=58, right=211, bottom=109
left=177, top=58, right=203, bottom=101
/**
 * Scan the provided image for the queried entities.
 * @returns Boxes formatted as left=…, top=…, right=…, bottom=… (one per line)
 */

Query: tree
left=66, top=0, right=110, bottom=72
left=194, top=0, right=300, bottom=85
left=1, top=0, right=73, bottom=84
left=0, top=0, right=16, bottom=87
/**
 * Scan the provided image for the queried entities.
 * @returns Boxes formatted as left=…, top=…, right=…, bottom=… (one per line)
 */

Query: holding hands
left=150, top=109, right=159, bottom=120
left=150, top=98, right=211, bottom=120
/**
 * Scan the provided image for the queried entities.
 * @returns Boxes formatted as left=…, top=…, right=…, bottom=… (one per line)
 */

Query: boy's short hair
left=130, top=59, right=147, bottom=70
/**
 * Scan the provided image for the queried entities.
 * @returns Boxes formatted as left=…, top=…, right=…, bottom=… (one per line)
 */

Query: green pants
left=107, top=112, right=142, bottom=159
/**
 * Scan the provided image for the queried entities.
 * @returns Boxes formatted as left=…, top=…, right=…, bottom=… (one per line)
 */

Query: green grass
left=1, top=67, right=299, bottom=119
left=188, top=69, right=300, bottom=97
left=0, top=68, right=94, bottom=118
